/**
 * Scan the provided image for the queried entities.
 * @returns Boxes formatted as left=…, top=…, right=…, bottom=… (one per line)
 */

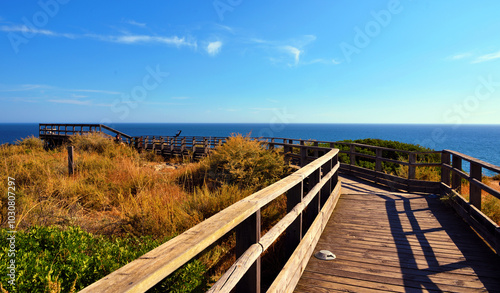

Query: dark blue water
left=1, top=123, right=499, bottom=173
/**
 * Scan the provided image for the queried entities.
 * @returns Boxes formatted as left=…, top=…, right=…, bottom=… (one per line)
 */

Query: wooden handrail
left=101, top=125, right=132, bottom=139
left=441, top=149, right=500, bottom=255
left=38, top=124, right=499, bottom=257
left=208, top=162, right=340, bottom=292
left=81, top=149, right=341, bottom=292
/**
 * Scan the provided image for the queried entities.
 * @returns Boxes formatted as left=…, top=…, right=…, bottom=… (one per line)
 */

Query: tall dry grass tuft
left=201, top=134, right=291, bottom=190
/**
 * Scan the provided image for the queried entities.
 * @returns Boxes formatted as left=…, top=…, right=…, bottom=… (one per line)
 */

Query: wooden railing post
left=470, top=162, right=482, bottom=209
left=375, top=149, right=382, bottom=172
left=181, top=137, right=186, bottom=154
left=409, top=153, right=416, bottom=180
left=333, top=152, right=339, bottom=186
left=452, top=155, right=462, bottom=193
left=204, top=138, right=209, bottom=155
left=286, top=181, right=303, bottom=259
left=236, top=210, right=261, bottom=293
left=269, top=138, right=275, bottom=150
left=321, top=159, right=333, bottom=208
left=441, top=152, right=451, bottom=189
left=300, top=141, right=307, bottom=167
left=67, top=146, right=74, bottom=176
left=349, top=144, right=356, bottom=166
left=303, top=168, right=321, bottom=235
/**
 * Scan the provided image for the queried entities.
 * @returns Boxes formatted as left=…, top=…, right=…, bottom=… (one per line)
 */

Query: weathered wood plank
left=294, top=176, right=500, bottom=293
left=267, top=182, right=341, bottom=293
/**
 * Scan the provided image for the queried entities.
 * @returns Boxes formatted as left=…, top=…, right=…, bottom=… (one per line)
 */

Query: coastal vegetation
left=0, top=133, right=290, bottom=292
left=0, top=134, right=498, bottom=292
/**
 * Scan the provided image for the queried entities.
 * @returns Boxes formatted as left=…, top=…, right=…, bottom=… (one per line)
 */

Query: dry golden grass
left=0, top=133, right=296, bottom=291
left=2, top=134, right=286, bottom=240
left=460, top=178, right=500, bottom=225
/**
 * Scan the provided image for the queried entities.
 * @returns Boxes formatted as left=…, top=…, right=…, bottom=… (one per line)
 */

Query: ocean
left=1, top=123, right=499, bottom=174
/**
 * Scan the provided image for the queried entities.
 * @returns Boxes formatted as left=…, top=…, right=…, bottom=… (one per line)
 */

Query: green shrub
left=202, top=134, right=291, bottom=190
left=325, top=138, right=439, bottom=175
left=0, top=226, right=207, bottom=293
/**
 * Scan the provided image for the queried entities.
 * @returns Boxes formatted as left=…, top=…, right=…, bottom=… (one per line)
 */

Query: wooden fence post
left=409, top=153, right=416, bottom=180
left=452, top=155, right=462, bottom=193
left=181, top=137, right=186, bottom=154
left=300, top=141, right=307, bottom=167
left=235, top=210, right=261, bottom=293
left=321, top=159, right=332, bottom=208
left=303, top=169, right=320, bottom=235
left=350, top=144, right=356, bottom=166
left=204, top=138, right=209, bottom=155
left=67, top=146, right=74, bottom=176
left=441, top=152, right=451, bottom=189
left=375, top=149, right=382, bottom=172
left=470, top=162, right=482, bottom=209
left=286, top=181, right=303, bottom=259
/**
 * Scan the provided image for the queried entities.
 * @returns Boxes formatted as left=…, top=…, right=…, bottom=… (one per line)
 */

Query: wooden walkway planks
left=295, top=176, right=500, bottom=293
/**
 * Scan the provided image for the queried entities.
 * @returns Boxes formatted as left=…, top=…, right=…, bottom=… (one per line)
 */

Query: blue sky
left=1, top=0, right=499, bottom=124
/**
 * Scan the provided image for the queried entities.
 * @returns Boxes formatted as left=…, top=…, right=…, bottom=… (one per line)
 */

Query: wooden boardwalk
left=295, top=176, right=500, bottom=293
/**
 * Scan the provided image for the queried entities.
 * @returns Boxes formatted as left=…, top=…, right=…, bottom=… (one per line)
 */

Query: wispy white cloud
left=282, top=46, right=301, bottom=65
left=448, top=52, right=472, bottom=60
left=47, top=99, right=113, bottom=107
left=302, top=58, right=342, bottom=65
left=66, top=88, right=122, bottom=95
left=247, top=34, right=330, bottom=67
left=0, top=25, right=76, bottom=38
left=48, top=99, right=92, bottom=105
left=0, top=84, right=51, bottom=92
left=472, top=50, right=500, bottom=63
left=0, top=24, right=197, bottom=49
left=125, top=19, right=146, bottom=28
left=71, top=94, right=88, bottom=98
left=214, top=24, right=234, bottom=33
left=206, top=41, right=223, bottom=56
left=85, top=33, right=197, bottom=48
